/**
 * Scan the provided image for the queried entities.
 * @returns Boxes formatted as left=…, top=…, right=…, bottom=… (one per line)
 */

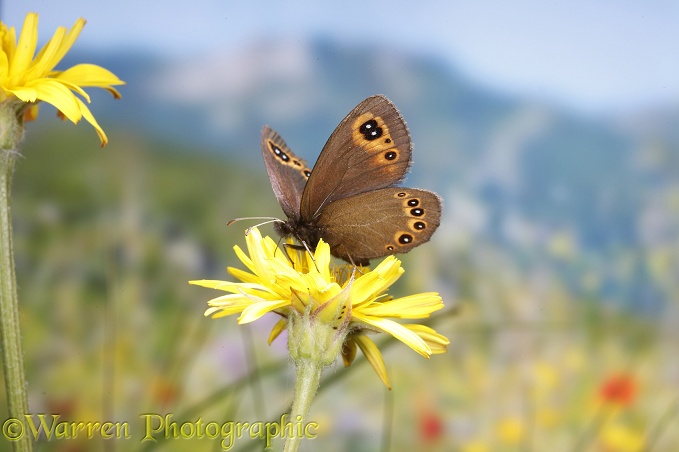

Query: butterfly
left=260, top=94, right=441, bottom=266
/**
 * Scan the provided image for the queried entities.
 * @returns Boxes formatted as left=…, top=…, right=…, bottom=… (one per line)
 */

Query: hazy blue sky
left=4, top=0, right=678, bottom=114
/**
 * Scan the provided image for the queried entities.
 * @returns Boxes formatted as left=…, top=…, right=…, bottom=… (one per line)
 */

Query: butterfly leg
left=281, top=241, right=320, bottom=272
left=347, top=254, right=370, bottom=268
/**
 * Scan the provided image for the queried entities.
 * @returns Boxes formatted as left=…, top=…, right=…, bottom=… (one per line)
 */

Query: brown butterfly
left=260, top=94, right=441, bottom=266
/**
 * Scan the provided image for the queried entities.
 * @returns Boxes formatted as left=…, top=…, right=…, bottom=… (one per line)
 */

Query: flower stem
left=0, top=104, right=32, bottom=452
left=283, top=359, right=322, bottom=452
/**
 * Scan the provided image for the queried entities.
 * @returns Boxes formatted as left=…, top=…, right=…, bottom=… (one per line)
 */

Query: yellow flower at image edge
left=0, top=12, right=125, bottom=146
left=190, top=227, right=450, bottom=388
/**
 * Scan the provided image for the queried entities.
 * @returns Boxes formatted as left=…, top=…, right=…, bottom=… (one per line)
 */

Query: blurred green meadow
left=1, top=119, right=676, bottom=452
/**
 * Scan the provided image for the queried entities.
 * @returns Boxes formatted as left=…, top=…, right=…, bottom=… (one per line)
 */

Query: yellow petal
left=290, top=288, right=309, bottom=313
left=206, top=285, right=282, bottom=303
left=355, top=315, right=431, bottom=358
left=314, top=282, right=351, bottom=326
left=206, top=293, right=253, bottom=307
left=261, top=235, right=282, bottom=257
left=188, top=279, right=267, bottom=292
left=404, top=324, right=450, bottom=354
left=1, top=23, right=17, bottom=67
left=189, top=279, right=232, bottom=289
left=359, top=292, right=443, bottom=319
left=283, top=239, right=303, bottom=268
left=25, top=25, right=65, bottom=80
left=73, top=96, right=108, bottom=146
left=246, top=228, right=279, bottom=282
left=45, top=18, right=85, bottom=74
left=29, top=78, right=82, bottom=120
left=268, top=257, right=307, bottom=289
left=204, top=295, right=254, bottom=317
left=205, top=306, right=247, bottom=318
left=226, top=267, right=259, bottom=284
left=313, top=239, right=332, bottom=280
left=10, top=12, right=38, bottom=79
left=354, top=334, right=391, bottom=389
left=232, top=244, right=256, bottom=274
left=0, top=45, right=10, bottom=80
left=268, top=319, right=287, bottom=345
left=15, top=78, right=81, bottom=122
left=305, top=273, right=342, bottom=304
left=49, top=76, right=91, bottom=102
left=238, top=298, right=290, bottom=324
left=341, top=337, right=357, bottom=366
left=350, top=257, right=403, bottom=307
left=9, top=86, right=37, bottom=102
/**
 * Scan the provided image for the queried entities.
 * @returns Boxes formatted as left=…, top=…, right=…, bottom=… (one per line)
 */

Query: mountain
left=52, top=37, right=679, bottom=311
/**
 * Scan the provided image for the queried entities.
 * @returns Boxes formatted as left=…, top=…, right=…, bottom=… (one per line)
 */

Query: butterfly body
left=261, top=95, right=441, bottom=265
left=273, top=215, right=324, bottom=253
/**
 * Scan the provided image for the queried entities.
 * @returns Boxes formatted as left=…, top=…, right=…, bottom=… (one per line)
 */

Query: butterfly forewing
left=300, top=95, right=412, bottom=220
left=261, top=126, right=311, bottom=220
left=316, top=187, right=441, bottom=264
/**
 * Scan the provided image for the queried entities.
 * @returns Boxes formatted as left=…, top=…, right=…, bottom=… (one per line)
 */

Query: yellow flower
left=0, top=13, right=125, bottom=146
left=600, top=422, right=645, bottom=451
left=461, top=440, right=490, bottom=452
left=190, top=227, right=449, bottom=388
left=497, top=416, right=525, bottom=445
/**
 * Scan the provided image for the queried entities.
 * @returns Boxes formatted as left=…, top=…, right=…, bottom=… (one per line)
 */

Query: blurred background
left=2, top=1, right=679, bottom=450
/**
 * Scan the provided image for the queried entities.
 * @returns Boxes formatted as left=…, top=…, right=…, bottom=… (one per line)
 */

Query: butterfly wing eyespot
left=397, top=233, right=414, bottom=244
left=266, top=136, right=311, bottom=179
left=351, top=113, right=402, bottom=155
left=411, top=220, right=427, bottom=230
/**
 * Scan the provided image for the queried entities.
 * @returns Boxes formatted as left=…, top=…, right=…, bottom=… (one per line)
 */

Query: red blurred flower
left=599, top=373, right=637, bottom=407
left=419, top=409, right=445, bottom=443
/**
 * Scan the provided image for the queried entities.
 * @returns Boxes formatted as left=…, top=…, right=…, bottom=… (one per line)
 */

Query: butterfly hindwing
left=300, top=95, right=412, bottom=220
left=316, top=187, right=442, bottom=264
left=260, top=125, right=311, bottom=220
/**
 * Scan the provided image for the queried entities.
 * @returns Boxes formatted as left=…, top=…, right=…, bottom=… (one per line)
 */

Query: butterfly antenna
left=226, top=217, right=284, bottom=235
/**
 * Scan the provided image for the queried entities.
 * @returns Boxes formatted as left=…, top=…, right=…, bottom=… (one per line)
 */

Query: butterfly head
left=274, top=217, right=324, bottom=254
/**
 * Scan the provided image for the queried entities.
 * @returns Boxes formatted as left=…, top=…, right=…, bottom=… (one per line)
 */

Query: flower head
left=599, top=422, right=645, bottom=452
left=190, top=227, right=449, bottom=388
left=0, top=13, right=125, bottom=146
left=598, top=372, right=637, bottom=407
left=419, top=409, right=445, bottom=444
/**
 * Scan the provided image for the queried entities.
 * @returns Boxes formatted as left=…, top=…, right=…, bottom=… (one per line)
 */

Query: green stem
left=0, top=104, right=32, bottom=452
left=283, top=359, right=322, bottom=452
